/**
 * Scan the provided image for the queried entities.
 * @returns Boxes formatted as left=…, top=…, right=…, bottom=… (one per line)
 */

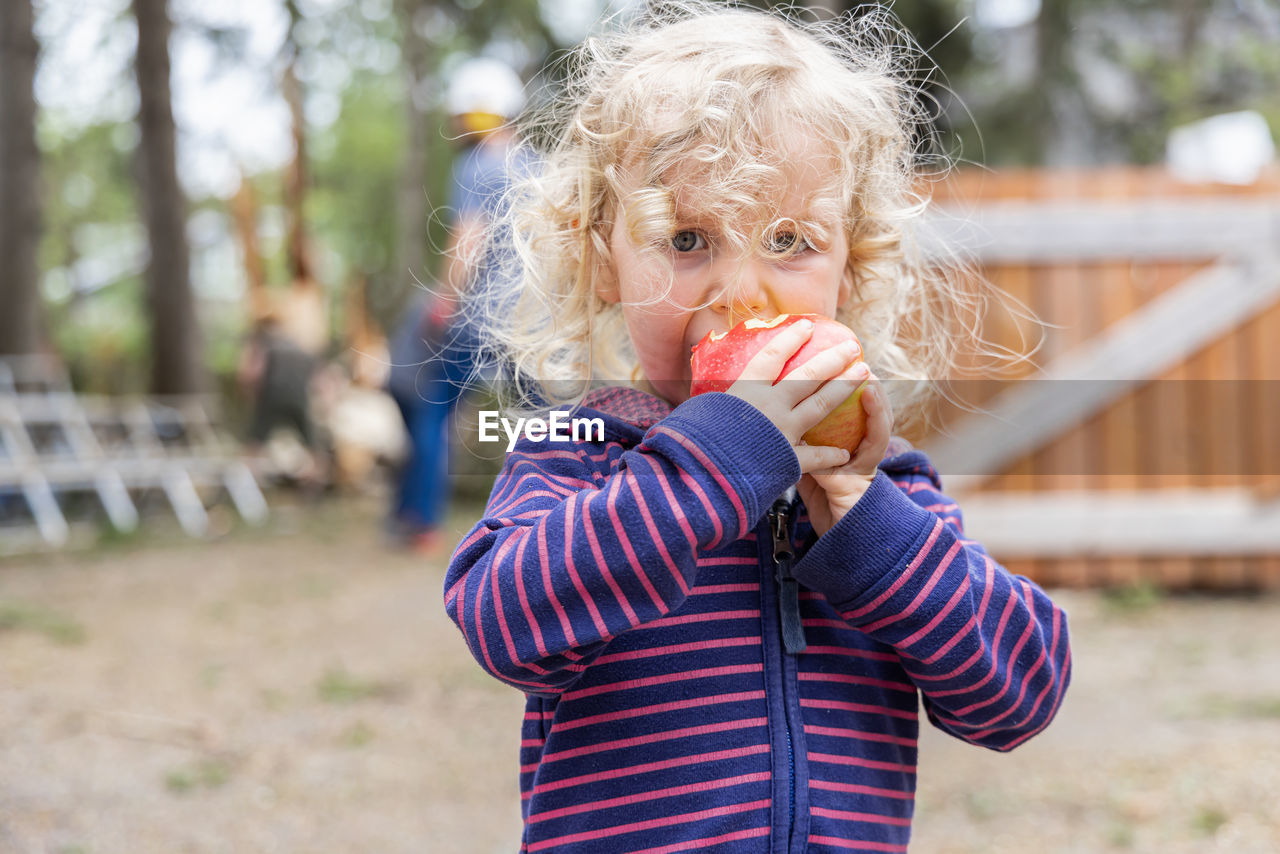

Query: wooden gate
left=918, top=167, right=1280, bottom=590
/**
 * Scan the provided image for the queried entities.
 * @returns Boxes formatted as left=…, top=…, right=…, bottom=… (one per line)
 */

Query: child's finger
left=734, top=318, right=815, bottom=383
left=794, top=443, right=851, bottom=474
left=791, top=359, right=870, bottom=433
left=847, top=377, right=893, bottom=472
left=774, top=340, right=864, bottom=407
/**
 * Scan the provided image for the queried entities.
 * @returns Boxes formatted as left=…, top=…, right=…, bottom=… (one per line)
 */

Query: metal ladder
left=0, top=356, right=268, bottom=549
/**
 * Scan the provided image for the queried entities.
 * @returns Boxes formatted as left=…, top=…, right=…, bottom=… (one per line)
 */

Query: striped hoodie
left=445, top=386, right=1071, bottom=853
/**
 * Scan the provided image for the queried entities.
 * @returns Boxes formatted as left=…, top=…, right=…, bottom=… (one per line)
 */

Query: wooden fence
left=917, top=167, right=1280, bottom=590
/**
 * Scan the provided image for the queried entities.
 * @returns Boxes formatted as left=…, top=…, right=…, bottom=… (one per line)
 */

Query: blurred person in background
left=238, top=310, right=328, bottom=490
left=386, top=56, right=527, bottom=554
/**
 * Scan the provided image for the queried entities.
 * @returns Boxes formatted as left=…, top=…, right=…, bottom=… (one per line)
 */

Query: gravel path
left=2, top=497, right=1278, bottom=853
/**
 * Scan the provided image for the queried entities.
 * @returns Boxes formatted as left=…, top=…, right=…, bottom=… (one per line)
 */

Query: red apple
left=689, top=314, right=869, bottom=451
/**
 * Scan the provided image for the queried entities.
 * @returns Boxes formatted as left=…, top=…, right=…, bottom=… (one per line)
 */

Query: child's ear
left=594, top=262, right=621, bottom=304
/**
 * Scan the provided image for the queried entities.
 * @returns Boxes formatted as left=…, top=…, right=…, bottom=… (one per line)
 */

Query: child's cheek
left=633, top=332, right=688, bottom=385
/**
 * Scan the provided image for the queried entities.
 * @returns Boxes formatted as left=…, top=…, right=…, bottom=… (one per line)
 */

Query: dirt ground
left=2, top=495, right=1279, bottom=854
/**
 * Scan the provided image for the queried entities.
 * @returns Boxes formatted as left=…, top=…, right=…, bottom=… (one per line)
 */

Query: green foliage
left=308, top=69, right=412, bottom=318
left=48, top=279, right=150, bottom=395
left=37, top=121, right=138, bottom=242
left=1191, top=805, right=1229, bottom=837
left=939, top=0, right=1280, bottom=166
left=26, top=0, right=1280, bottom=390
left=316, top=666, right=402, bottom=703
left=0, top=601, right=87, bottom=645
left=1100, top=580, right=1164, bottom=616
left=1107, top=819, right=1136, bottom=848
left=339, top=719, right=377, bottom=747
left=301, top=0, right=559, bottom=332
left=164, top=758, right=232, bottom=794
left=1198, top=694, right=1280, bottom=721
left=1112, top=15, right=1280, bottom=164
left=36, top=120, right=150, bottom=391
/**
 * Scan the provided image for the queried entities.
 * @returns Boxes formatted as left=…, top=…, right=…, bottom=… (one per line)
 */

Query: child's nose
left=717, top=257, right=778, bottom=323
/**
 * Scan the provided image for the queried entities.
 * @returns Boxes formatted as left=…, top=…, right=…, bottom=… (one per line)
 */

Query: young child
left=445, top=5, right=1071, bottom=852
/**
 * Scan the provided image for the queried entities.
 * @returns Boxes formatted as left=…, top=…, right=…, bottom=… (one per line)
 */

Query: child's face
left=600, top=144, right=852, bottom=406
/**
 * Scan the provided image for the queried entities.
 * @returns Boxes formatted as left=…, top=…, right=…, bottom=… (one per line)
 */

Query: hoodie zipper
left=767, top=487, right=804, bottom=850
left=769, top=487, right=806, bottom=655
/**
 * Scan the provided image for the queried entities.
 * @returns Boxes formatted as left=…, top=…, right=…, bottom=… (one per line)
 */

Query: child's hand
left=723, top=317, right=867, bottom=476
left=797, top=372, right=893, bottom=537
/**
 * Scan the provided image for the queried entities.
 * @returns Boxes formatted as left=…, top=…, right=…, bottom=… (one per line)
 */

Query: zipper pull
left=768, top=487, right=806, bottom=655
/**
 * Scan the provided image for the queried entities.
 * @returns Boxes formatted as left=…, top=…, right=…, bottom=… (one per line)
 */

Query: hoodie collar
left=580, top=385, right=673, bottom=432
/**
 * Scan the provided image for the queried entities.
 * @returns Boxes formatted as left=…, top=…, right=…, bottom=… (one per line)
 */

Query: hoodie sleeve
left=443, top=393, right=799, bottom=696
left=791, top=451, right=1072, bottom=751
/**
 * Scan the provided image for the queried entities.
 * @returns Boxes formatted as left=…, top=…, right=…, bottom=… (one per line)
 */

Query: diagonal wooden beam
left=923, top=251, right=1280, bottom=482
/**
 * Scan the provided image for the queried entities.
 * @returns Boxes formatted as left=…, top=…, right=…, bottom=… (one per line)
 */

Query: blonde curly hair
left=475, top=1, right=992, bottom=435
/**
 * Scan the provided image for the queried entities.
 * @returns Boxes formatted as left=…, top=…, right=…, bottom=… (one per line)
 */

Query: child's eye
left=671, top=231, right=706, bottom=253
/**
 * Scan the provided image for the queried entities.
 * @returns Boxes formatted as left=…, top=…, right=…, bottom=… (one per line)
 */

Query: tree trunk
left=275, top=0, right=327, bottom=358
left=230, top=177, right=269, bottom=320
left=392, top=0, right=431, bottom=323
left=281, top=59, right=312, bottom=285
left=0, top=0, right=44, bottom=356
left=1035, top=0, right=1080, bottom=165
left=133, top=0, right=203, bottom=394
left=282, top=0, right=312, bottom=286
